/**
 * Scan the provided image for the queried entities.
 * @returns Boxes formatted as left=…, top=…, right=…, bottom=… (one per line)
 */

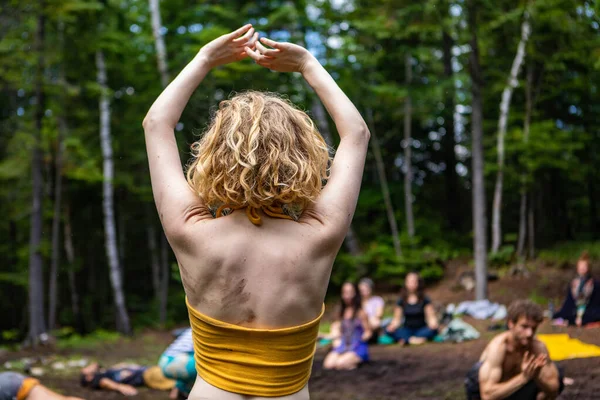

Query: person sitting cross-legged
left=385, top=272, right=439, bottom=345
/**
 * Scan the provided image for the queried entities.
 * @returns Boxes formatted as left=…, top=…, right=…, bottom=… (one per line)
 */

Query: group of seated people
left=322, top=272, right=440, bottom=370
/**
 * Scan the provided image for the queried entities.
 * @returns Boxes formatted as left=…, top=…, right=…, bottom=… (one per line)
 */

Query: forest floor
left=2, top=260, right=599, bottom=400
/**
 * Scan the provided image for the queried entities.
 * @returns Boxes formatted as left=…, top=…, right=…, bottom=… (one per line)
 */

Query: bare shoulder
left=532, top=338, right=550, bottom=355
left=482, top=332, right=508, bottom=362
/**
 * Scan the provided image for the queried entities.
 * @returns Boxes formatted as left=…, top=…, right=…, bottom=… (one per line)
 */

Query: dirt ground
left=2, top=262, right=599, bottom=399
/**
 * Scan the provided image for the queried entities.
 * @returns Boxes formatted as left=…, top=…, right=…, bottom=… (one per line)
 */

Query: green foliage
left=489, top=245, right=516, bottom=267
left=57, top=329, right=122, bottom=350
left=538, top=241, right=600, bottom=265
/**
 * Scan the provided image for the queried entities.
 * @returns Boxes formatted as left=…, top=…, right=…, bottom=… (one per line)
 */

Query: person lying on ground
left=385, top=271, right=439, bottom=345
left=143, top=21, right=370, bottom=399
left=80, top=361, right=173, bottom=396
left=0, top=372, right=85, bottom=400
left=158, top=328, right=196, bottom=399
left=465, top=299, right=564, bottom=400
left=553, top=251, right=600, bottom=327
left=323, top=282, right=372, bottom=370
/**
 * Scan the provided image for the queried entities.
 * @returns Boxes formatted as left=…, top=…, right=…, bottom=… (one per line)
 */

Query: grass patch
left=57, top=329, right=123, bottom=350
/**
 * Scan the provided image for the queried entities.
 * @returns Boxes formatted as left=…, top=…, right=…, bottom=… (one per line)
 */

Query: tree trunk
left=159, top=232, right=169, bottom=325
left=366, top=108, right=402, bottom=258
left=49, top=20, right=69, bottom=331
left=63, top=201, right=81, bottom=331
left=441, top=30, right=461, bottom=230
left=517, top=65, right=533, bottom=259
left=491, top=10, right=531, bottom=253
left=96, top=49, right=131, bottom=335
left=147, top=219, right=160, bottom=297
left=149, top=0, right=170, bottom=88
left=403, top=54, right=415, bottom=238
left=28, top=4, right=48, bottom=345
left=468, top=0, right=488, bottom=300
left=528, top=191, right=535, bottom=259
left=48, top=101, right=66, bottom=332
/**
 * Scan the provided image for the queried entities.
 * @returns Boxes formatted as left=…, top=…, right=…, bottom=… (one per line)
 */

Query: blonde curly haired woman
left=143, top=24, right=370, bottom=400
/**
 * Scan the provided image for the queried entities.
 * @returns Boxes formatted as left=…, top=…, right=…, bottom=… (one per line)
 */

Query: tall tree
left=96, top=49, right=131, bottom=334
left=468, top=0, right=487, bottom=300
left=516, top=65, right=533, bottom=259
left=48, top=19, right=68, bottom=331
left=366, top=108, right=402, bottom=258
left=403, top=53, right=415, bottom=238
left=441, top=29, right=461, bottom=230
left=491, top=7, right=531, bottom=253
left=27, top=0, right=48, bottom=344
left=148, top=0, right=172, bottom=324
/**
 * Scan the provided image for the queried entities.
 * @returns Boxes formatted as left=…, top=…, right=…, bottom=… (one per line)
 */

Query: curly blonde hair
left=186, top=91, right=331, bottom=223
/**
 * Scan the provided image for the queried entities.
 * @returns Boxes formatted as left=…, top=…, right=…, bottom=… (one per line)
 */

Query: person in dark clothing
left=553, top=251, right=600, bottom=327
left=385, top=272, right=439, bottom=345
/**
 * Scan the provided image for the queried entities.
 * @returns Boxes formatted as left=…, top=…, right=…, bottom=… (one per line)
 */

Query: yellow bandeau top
left=185, top=297, right=324, bottom=397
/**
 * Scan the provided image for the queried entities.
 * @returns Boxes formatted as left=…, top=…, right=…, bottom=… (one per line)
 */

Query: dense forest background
left=1, top=0, right=599, bottom=344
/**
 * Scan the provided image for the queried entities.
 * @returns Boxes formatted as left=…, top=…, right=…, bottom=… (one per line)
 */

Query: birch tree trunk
left=28, top=3, right=48, bottom=345
left=517, top=66, right=533, bottom=259
left=149, top=0, right=173, bottom=323
left=366, top=108, right=402, bottom=258
left=468, top=0, right=488, bottom=300
left=491, top=10, right=531, bottom=253
left=149, top=0, right=170, bottom=88
left=96, top=49, right=131, bottom=335
left=403, top=54, right=415, bottom=238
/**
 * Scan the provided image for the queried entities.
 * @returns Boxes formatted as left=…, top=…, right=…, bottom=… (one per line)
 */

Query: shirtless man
left=465, top=300, right=564, bottom=400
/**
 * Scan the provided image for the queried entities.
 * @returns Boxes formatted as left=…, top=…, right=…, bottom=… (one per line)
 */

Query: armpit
left=183, top=203, right=213, bottom=223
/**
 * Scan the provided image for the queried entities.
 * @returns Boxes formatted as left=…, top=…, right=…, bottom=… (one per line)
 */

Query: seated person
left=323, top=282, right=372, bottom=370
left=0, top=371, right=85, bottom=400
left=358, top=277, right=385, bottom=339
left=465, top=299, right=564, bottom=400
left=158, top=328, right=196, bottom=399
left=80, top=361, right=173, bottom=396
left=553, top=251, right=600, bottom=327
left=385, top=271, right=438, bottom=345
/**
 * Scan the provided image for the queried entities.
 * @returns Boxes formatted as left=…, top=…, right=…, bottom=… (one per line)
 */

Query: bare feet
left=408, top=337, right=427, bottom=345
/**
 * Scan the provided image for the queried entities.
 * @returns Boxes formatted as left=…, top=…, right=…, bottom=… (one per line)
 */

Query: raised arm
left=246, top=38, right=370, bottom=238
left=142, top=25, right=258, bottom=234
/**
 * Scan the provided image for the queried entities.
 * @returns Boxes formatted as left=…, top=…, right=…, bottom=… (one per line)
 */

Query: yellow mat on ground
left=537, top=334, right=600, bottom=361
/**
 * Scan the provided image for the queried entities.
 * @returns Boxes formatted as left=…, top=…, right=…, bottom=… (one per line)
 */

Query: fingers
left=260, top=37, right=284, bottom=49
left=245, top=46, right=271, bottom=67
left=233, top=26, right=255, bottom=43
left=256, top=40, right=280, bottom=57
left=229, top=24, right=253, bottom=39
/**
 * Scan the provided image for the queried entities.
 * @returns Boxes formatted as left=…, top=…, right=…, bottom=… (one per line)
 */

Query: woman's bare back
left=172, top=207, right=338, bottom=329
